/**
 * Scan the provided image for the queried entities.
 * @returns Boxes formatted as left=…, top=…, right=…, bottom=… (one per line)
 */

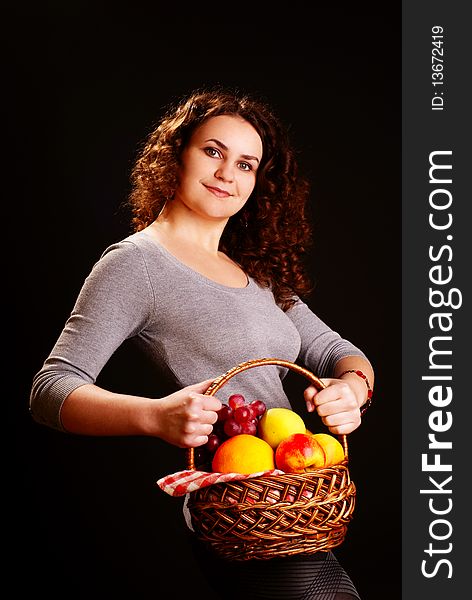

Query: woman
left=30, top=87, right=374, bottom=599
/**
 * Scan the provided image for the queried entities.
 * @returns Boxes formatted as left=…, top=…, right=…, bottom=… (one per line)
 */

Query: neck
left=153, top=202, right=228, bottom=254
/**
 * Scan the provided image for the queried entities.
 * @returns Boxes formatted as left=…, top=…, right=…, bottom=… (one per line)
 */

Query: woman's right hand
left=148, top=379, right=222, bottom=448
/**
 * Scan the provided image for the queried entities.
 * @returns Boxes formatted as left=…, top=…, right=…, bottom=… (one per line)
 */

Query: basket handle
left=186, top=357, right=349, bottom=470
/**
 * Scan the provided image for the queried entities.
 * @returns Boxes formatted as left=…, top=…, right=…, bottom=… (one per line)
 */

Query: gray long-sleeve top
left=30, top=231, right=368, bottom=431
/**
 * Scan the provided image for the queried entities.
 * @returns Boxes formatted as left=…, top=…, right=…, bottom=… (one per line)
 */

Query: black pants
left=187, top=532, right=361, bottom=600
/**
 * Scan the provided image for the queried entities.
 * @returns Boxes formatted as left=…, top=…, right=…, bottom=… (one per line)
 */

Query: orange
left=211, top=434, right=275, bottom=475
left=311, top=433, right=345, bottom=466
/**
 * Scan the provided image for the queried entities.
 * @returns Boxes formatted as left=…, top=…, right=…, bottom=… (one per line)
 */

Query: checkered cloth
left=157, top=468, right=284, bottom=497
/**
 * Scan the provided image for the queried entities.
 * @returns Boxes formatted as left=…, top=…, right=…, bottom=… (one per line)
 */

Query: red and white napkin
left=157, top=469, right=284, bottom=497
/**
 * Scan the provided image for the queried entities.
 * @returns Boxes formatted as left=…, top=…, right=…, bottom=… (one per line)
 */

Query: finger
left=303, top=386, right=317, bottom=401
left=187, top=392, right=221, bottom=407
left=321, top=411, right=358, bottom=428
left=190, top=424, right=214, bottom=447
left=197, top=423, right=214, bottom=437
left=202, top=395, right=222, bottom=412
left=326, top=422, right=359, bottom=435
left=191, top=435, right=210, bottom=447
left=310, top=385, right=340, bottom=407
left=304, top=379, right=338, bottom=408
left=187, top=378, right=217, bottom=394
left=303, top=386, right=318, bottom=413
left=183, top=421, right=213, bottom=437
left=316, top=397, right=359, bottom=418
left=199, top=406, right=221, bottom=425
left=312, top=381, right=356, bottom=408
left=187, top=393, right=222, bottom=422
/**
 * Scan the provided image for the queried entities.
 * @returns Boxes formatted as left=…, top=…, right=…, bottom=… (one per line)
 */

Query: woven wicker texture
left=187, top=358, right=356, bottom=561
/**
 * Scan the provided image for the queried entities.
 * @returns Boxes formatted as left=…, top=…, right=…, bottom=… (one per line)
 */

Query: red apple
left=275, top=433, right=326, bottom=473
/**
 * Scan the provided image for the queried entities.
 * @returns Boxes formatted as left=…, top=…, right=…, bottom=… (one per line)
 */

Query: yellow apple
left=258, top=408, right=306, bottom=449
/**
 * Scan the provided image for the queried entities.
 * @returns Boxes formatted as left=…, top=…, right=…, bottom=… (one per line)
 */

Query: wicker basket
left=186, top=358, right=356, bottom=561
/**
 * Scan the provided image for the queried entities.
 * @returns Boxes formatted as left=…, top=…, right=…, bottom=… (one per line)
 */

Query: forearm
left=59, top=379, right=221, bottom=447
left=333, top=356, right=374, bottom=412
left=60, top=384, right=156, bottom=436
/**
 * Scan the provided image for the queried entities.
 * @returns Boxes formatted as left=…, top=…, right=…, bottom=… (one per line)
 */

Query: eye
left=238, top=161, right=253, bottom=172
left=204, top=146, right=222, bottom=158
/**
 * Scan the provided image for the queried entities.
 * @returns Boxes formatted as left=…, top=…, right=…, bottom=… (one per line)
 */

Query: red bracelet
left=338, top=369, right=373, bottom=415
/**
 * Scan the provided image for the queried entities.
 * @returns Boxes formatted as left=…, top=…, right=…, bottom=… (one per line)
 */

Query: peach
left=275, top=433, right=326, bottom=473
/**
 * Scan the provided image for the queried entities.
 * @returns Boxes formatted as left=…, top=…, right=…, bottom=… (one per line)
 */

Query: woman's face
left=174, top=114, right=263, bottom=221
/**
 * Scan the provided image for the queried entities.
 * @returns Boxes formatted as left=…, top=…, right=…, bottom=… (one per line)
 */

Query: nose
left=215, top=162, right=234, bottom=183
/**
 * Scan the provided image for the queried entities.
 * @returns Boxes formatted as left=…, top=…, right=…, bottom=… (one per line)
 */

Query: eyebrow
left=204, top=138, right=260, bottom=164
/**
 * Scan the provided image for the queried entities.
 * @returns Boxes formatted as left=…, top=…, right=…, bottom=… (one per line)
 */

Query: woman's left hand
left=304, top=379, right=361, bottom=435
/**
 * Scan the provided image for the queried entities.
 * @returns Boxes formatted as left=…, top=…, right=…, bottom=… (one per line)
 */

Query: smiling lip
left=204, top=185, right=231, bottom=198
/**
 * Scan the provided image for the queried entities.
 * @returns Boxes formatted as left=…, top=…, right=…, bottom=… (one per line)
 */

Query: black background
left=11, top=4, right=401, bottom=598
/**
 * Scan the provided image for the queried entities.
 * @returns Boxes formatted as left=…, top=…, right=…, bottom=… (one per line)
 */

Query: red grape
left=233, top=405, right=252, bottom=424
left=216, top=394, right=267, bottom=438
left=240, top=420, right=257, bottom=435
left=250, top=399, right=267, bottom=417
left=228, top=394, right=246, bottom=410
left=217, top=404, right=233, bottom=422
left=213, top=420, right=224, bottom=435
left=223, top=418, right=243, bottom=437
left=205, top=433, right=222, bottom=453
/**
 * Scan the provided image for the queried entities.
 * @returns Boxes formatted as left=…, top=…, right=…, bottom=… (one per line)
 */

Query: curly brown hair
left=127, top=86, right=314, bottom=311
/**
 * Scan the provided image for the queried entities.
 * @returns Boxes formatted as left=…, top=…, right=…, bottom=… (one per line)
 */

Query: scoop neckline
left=137, top=230, right=257, bottom=293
